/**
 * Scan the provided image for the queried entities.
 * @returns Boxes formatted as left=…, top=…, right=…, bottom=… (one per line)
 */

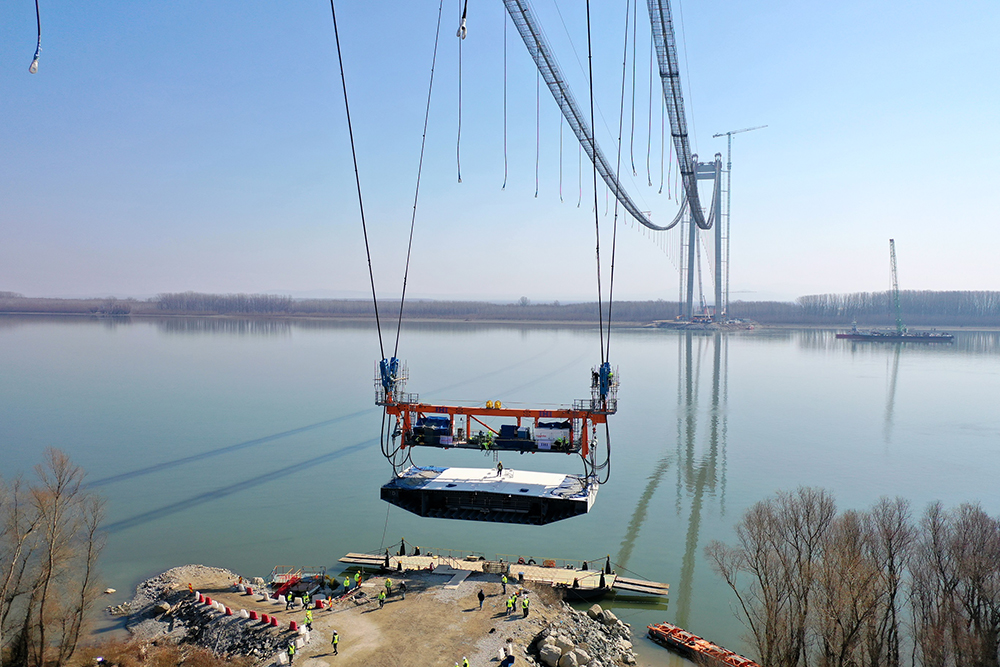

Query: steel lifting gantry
left=375, top=359, right=618, bottom=459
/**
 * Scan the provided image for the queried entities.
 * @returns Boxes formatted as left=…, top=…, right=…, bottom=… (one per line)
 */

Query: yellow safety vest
left=344, top=578, right=350, bottom=588
left=522, top=597, right=529, bottom=609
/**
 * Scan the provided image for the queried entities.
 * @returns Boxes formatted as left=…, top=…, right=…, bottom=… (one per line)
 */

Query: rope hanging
left=328, top=0, right=385, bottom=362
left=658, top=95, right=665, bottom=194
left=628, top=0, right=637, bottom=176
left=559, top=110, right=564, bottom=202
left=456, top=0, right=467, bottom=183
left=29, top=0, right=41, bottom=73
left=502, top=12, right=508, bottom=189
left=535, top=69, right=540, bottom=198
left=646, top=34, right=654, bottom=187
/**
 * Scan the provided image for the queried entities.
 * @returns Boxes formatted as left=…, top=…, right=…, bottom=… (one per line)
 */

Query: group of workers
left=286, top=630, right=338, bottom=664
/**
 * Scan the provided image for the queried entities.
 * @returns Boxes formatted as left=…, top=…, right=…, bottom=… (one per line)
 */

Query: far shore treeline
left=1, top=290, right=1000, bottom=326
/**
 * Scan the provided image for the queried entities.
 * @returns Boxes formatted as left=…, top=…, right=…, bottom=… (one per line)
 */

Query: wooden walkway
left=338, top=552, right=668, bottom=598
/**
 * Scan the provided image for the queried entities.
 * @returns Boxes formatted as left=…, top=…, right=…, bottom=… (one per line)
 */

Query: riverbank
left=104, top=565, right=639, bottom=667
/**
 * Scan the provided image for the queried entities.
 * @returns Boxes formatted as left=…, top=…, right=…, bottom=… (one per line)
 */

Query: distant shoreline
left=2, top=291, right=999, bottom=328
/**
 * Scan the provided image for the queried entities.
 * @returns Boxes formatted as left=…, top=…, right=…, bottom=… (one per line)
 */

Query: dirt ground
left=181, top=568, right=565, bottom=667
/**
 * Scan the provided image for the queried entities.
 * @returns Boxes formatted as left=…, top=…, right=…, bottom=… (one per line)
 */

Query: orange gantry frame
left=382, top=401, right=612, bottom=457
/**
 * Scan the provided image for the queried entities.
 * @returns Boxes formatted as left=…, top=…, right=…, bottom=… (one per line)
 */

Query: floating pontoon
left=380, top=466, right=598, bottom=525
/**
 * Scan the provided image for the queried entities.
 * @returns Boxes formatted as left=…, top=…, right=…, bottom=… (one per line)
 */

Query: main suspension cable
left=393, top=0, right=446, bottom=358
left=329, top=0, right=385, bottom=361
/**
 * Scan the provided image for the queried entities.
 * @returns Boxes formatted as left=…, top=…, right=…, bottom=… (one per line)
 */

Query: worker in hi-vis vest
left=522, top=595, right=530, bottom=618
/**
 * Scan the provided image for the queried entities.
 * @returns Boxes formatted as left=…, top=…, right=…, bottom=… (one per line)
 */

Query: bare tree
left=814, top=510, right=882, bottom=667
left=862, top=497, right=914, bottom=667
left=707, top=487, right=837, bottom=667
left=0, top=449, right=105, bottom=667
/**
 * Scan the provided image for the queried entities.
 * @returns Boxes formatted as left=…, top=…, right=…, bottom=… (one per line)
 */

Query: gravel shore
left=114, top=564, right=641, bottom=667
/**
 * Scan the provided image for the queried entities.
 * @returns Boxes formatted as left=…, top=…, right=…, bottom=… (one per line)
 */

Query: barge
left=647, top=622, right=759, bottom=667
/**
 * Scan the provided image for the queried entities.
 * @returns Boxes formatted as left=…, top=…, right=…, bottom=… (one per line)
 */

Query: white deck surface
left=390, top=466, right=595, bottom=502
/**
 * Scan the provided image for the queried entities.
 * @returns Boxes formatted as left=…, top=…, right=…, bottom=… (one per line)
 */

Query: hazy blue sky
left=2, top=0, right=997, bottom=302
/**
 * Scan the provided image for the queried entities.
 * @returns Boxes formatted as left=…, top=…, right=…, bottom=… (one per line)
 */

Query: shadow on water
left=90, top=342, right=563, bottom=490
left=100, top=344, right=580, bottom=533
left=88, top=409, right=377, bottom=488
left=103, top=437, right=379, bottom=534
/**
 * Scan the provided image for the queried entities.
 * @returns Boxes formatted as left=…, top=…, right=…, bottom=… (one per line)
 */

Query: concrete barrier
left=314, top=599, right=324, bottom=609
left=249, top=610, right=259, bottom=621
left=270, top=616, right=279, bottom=627
left=237, top=584, right=246, bottom=593
left=240, top=609, right=249, bottom=619
left=293, top=597, right=303, bottom=608
left=246, top=586, right=254, bottom=596
left=262, top=614, right=270, bottom=624
left=277, top=652, right=289, bottom=665
left=289, top=621, right=298, bottom=631
left=204, top=596, right=212, bottom=606
left=198, top=594, right=204, bottom=603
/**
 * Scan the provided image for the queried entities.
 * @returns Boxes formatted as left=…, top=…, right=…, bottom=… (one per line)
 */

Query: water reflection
left=155, top=317, right=292, bottom=337
left=612, top=332, right=728, bottom=626
left=673, top=333, right=727, bottom=628
left=884, top=344, right=901, bottom=444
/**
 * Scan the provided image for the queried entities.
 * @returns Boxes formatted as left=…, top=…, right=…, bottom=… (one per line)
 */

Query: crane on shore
left=712, top=125, right=766, bottom=316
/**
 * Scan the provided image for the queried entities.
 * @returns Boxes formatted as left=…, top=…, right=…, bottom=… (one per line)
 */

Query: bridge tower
left=679, top=154, right=722, bottom=320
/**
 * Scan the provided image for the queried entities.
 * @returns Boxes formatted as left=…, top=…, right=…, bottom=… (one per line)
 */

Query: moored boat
left=647, top=622, right=759, bottom=667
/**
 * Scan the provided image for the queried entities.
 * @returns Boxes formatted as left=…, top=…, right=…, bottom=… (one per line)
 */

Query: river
left=2, top=315, right=999, bottom=664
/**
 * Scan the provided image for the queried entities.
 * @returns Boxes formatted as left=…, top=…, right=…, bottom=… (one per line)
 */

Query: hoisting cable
left=585, top=0, right=606, bottom=367
left=29, top=0, right=42, bottom=73
left=577, top=143, right=582, bottom=207
left=606, top=0, right=630, bottom=363
left=595, top=0, right=634, bottom=488
left=628, top=0, right=637, bottom=176
left=329, top=0, right=385, bottom=362
left=393, top=0, right=446, bottom=359
left=456, top=0, right=468, bottom=183
left=502, top=12, right=508, bottom=189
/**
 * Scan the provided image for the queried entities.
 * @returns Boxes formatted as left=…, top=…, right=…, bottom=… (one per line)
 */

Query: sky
left=1, top=0, right=998, bottom=303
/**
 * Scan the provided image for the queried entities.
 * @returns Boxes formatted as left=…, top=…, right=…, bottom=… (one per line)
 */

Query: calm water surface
left=2, top=316, right=999, bottom=664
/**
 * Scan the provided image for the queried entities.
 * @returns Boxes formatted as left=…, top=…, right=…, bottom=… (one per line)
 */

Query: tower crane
left=712, top=125, right=766, bottom=316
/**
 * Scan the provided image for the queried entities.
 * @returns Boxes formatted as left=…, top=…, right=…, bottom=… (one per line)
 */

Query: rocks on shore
left=529, top=603, right=637, bottom=667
